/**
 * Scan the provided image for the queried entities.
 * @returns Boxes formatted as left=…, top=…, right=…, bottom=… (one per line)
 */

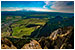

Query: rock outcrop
left=21, top=40, right=42, bottom=49
left=50, top=26, right=73, bottom=40
left=1, top=37, right=17, bottom=49
left=39, top=26, right=74, bottom=49
left=1, top=26, right=74, bottom=49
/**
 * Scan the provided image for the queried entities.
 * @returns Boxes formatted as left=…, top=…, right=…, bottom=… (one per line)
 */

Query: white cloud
left=1, top=7, right=22, bottom=11
left=1, top=5, right=74, bottom=13
left=43, top=1, right=50, bottom=8
left=43, top=1, right=74, bottom=13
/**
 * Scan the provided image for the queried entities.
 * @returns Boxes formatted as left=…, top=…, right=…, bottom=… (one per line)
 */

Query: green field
left=10, top=18, right=48, bottom=37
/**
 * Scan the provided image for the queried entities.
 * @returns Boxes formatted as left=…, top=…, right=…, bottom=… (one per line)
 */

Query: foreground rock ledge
left=21, top=40, right=42, bottom=49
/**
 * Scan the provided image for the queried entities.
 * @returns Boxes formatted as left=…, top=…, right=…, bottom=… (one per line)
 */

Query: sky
left=1, top=1, right=74, bottom=13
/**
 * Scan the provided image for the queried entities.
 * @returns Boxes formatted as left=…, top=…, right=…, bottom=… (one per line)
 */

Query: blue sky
left=1, top=1, right=74, bottom=13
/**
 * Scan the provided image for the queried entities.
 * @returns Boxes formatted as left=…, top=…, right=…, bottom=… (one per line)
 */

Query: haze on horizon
left=1, top=1, right=74, bottom=13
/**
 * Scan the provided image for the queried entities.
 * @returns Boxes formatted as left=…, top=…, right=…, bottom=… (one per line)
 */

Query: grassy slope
left=11, top=18, right=48, bottom=37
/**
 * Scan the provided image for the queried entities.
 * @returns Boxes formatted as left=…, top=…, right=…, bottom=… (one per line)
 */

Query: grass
left=11, top=18, right=48, bottom=38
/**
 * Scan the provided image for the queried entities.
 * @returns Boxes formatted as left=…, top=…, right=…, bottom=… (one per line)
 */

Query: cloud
left=1, top=7, right=73, bottom=13
left=51, top=1, right=74, bottom=13
left=1, top=7, right=22, bottom=11
left=1, top=1, right=74, bottom=13
left=43, top=1, right=74, bottom=13
left=43, top=1, right=50, bottom=8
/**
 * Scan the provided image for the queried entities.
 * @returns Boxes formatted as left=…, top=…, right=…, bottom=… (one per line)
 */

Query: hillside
left=1, top=12, right=74, bottom=49
left=1, top=26, right=74, bottom=49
